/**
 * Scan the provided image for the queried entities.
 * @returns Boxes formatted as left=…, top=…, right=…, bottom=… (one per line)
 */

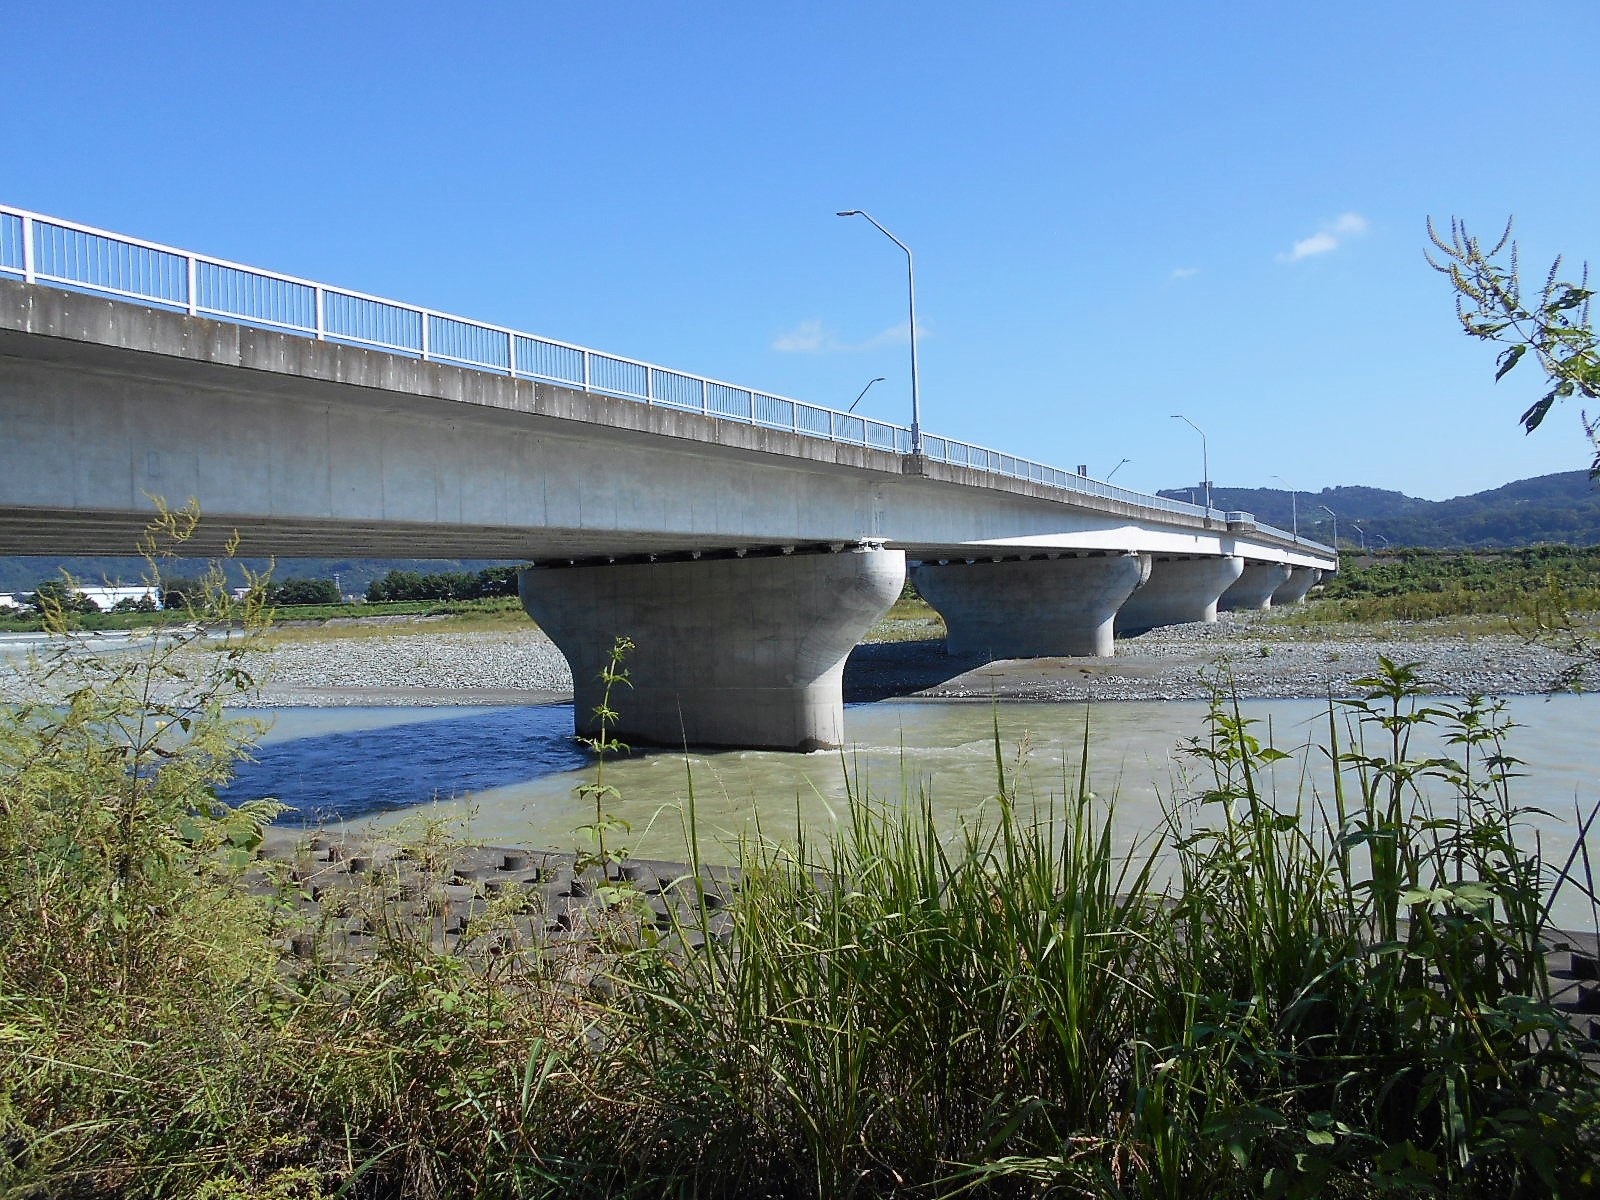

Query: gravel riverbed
left=233, top=612, right=1589, bottom=708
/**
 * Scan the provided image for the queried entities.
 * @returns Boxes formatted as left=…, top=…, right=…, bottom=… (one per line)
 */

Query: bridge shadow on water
left=843, top=639, right=982, bottom=703
left=220, top=705, right=587, bottom=825
left=217, top=641, right=972, bottom=825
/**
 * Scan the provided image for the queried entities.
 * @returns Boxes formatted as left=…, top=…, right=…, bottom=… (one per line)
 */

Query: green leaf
left=1521, top=394, right=1555, bottom=433
left=1495, top=343, right=1526, bottom=381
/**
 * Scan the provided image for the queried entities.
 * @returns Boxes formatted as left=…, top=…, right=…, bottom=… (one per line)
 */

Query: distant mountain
left=0, top=557, right=519, bottom=597
left=1159, top=471, right=1600, bottom=550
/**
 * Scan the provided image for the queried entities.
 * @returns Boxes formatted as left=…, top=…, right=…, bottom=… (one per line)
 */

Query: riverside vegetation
left=3, top=515, right=1600, bottom=1197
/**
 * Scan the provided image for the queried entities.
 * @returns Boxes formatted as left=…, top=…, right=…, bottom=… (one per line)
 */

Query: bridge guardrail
left=0, top=205, right=1333, bottom=557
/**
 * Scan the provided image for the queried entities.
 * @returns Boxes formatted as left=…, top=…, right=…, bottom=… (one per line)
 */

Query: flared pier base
left=519, top=544, right=905, bottom=751
left=1220, top=561, right=1294, bottom=612
left=911, top=553, right=1148, bottom=659
left=1115, top=555, right=1244, bottom=635
left=1271, top=566, right=1321, bottom=606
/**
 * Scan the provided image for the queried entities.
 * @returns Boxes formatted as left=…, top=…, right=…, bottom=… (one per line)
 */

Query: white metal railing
left=0, top=205, right=1332, bottom=555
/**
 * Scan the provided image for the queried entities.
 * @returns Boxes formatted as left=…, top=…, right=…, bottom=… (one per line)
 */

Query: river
left=220, top=693, right=1600, bottom=928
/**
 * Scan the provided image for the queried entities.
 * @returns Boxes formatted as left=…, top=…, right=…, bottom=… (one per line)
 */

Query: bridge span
left=0, top=208, right=1335, bottom=749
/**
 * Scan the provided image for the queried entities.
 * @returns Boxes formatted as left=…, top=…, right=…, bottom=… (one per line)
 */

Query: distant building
left=87, top=586, right=162, bottom=610
left=0, top=593, right=24, bottom=610
left=60, top=586, right=162, bottom=611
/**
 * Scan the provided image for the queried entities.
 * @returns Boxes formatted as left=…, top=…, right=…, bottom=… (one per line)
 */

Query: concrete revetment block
left=1115, top=555, right=1244, bottom=635
left=910, top=553, right=1148, bottom=659
left=519, top=544, right=905, bottom=751
left=1220, top=561, right=1294, bottom=612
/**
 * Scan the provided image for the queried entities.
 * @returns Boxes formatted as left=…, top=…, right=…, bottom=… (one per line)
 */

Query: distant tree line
left=159, top=576, right=343, bottom=608
left=364, top=566, right=522, bottom=603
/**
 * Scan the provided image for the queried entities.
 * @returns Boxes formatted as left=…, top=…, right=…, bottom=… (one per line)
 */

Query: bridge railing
left=0, top=205, right=1331, bottom=553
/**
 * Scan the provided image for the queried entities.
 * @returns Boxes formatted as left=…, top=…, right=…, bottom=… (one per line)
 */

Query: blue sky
left=8, top=1, right=1599, bottom=500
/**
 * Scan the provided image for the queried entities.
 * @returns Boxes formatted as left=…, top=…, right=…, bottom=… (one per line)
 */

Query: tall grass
left=3, top=603, right=1599, bottom=1197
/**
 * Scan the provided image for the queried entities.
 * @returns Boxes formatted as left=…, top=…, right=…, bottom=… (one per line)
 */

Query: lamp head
left=836, top=210, right=860, bottom=217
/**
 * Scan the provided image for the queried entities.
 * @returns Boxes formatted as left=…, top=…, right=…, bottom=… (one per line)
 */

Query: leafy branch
left=1427, top=216, right=1599, bottom=475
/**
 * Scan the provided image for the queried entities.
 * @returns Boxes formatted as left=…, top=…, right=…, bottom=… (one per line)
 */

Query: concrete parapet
left=911, top=553, right=1148, bottom=659
left=519, top=544, right=905, bottom=751
left=1115, top=555, right=1244, bottom=635
left=1271, top=566, right=1321, bottom=606
left=1220, top=561, right=1294, bottom=612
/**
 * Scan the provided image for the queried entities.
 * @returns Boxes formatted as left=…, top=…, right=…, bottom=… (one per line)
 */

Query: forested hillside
left=1159, top=470, right=1600, bottom=549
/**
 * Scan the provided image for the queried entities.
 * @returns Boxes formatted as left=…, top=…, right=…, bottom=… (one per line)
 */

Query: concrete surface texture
left=1220, top=561, right=1294, bottom=612
left=519, top=544, right=905, bottom=750
left=1271, top=566, right=1321, bottom=606
left=0, top=278, right=1332, bottom=571
left=1115, top=555, right=1246, bottom=636
left=911, top=552, right=1149, bottom=659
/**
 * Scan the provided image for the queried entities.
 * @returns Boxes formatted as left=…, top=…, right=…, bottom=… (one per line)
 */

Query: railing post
left=20, top=215, right=34, bottom=284
left=748, top=389, right=756, bottom=424
left=314, top=286, right=325, bottom=339
left=581, top=350, right=591, bottom=391
left=646, top=367, right=655, bottom=402
left=420, top=310, right=431, bottom=361
left=507, top=330, right=517, bottom=377
left=186, top=255, right=198, bottom=316
left=701, top=378, right=708, bottom=414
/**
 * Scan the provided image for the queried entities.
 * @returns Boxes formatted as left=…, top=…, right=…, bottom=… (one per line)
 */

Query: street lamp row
left=837, top=210, right=922, bottom=457
left=836, top=214, right=1238, bottom=514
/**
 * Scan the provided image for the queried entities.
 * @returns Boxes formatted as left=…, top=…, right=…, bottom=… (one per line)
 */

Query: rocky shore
left=237, top=612, right=1590, bottom=708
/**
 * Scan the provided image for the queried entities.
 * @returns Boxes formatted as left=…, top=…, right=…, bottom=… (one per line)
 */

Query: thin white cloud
left=771, top=319, right=910, bottom=353
left=1277, top=212, right=1369, bottom=263
left=1169, top=266, right=1200, bottom=281
left=772, top=318, right=831, bottom=353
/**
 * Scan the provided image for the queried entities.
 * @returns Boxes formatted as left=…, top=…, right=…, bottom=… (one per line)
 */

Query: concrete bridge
left=0, top=208, right=1335, bottom=749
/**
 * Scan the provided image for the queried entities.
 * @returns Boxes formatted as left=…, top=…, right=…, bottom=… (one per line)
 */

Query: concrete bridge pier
left=1115, top=555, right=1244, bottom=635
left=1220, top=561, right=1294, bottom=612
left=910, top=552, right=1148, bottom=659
left=519, top=542, right=905, bottom=751
left=1271, top=566, right=1321, bottom=606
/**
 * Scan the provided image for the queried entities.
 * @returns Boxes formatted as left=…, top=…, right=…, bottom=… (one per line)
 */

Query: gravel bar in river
left=236, top=612, right=1589, bottom=708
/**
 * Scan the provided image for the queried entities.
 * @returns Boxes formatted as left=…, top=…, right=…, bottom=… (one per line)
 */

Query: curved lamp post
left=1271, top=473, right=1299, bottom=540
left=1319, top=504, right=1339, bottom=555
left=848, top=376, right=887, bottom=414
left=1170, top=414, right=1211, bottom=513
left=837, top=210, right=921, bottom=456
left=1107, top=457, right=1131, bottom=481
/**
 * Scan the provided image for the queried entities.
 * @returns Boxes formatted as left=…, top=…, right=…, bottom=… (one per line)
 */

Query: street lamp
left=847, top=376, right=887, bottom=414
left=1107, top=457, right=1130, bottom=481
left=1319, top=504, right=1339, bottom=555
left=1271, top=474, right=1298, bottom=540
left=1170, top=414, right=1211, bottom=513
left=1351, top=522, right=1368, bottom=555
left=837, top=210, right=922, bottom=456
